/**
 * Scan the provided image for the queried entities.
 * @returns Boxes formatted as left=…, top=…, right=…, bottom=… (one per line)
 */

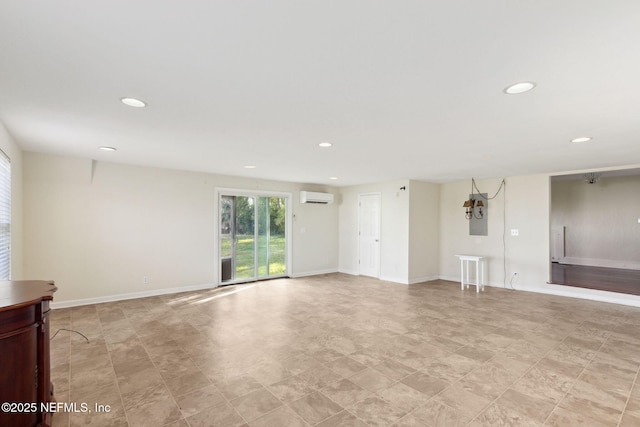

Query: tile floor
left=49, top=274, right=640, bottom=426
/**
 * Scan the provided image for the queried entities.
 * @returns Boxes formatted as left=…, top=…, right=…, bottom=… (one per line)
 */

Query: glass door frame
left=214, top=188, right=292, bottom=285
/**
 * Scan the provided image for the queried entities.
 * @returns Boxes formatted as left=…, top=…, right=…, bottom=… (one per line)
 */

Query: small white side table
left=455, top=255, right=485, bottom=292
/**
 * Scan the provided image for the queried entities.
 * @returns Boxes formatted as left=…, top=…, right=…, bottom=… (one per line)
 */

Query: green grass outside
left=221, top=235, right=286, bottom=279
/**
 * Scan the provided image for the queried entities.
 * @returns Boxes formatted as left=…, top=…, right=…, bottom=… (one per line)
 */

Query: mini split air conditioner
left=300, top=191, right=334, bottom=204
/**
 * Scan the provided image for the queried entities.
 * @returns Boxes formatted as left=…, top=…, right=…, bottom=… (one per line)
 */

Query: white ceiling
left=1, top=1, right=639, bottom=186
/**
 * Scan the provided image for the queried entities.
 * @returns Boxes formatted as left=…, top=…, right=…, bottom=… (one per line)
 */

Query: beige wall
left=338, top=180, right=410, bottom=283
left=552, top=175, right=640, bottom=266
left=0, top=123, right=23, bottom=279
left=23, top=152, right=338, bottom=304
left=408, top=180, right=440, bottom=283
left=292, top=194, right=340, bottom=275
left=439, top=177, right=511, bottom=286
left=17, top=146, right=640, bottom=307
left=337, top=179, right=439, bottom=284
left=439, top=172, right=640, bottom=306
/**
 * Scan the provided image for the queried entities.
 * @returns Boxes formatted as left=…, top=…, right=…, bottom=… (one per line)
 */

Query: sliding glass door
left=219, top=191, right=289, bottom=284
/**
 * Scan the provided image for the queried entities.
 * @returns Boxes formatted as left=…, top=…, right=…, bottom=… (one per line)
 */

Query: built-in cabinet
left=0, top=280, right=57, bottom=427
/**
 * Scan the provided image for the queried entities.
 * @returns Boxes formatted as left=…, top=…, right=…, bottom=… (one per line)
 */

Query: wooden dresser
left=0, top=280, right=57, bottom=427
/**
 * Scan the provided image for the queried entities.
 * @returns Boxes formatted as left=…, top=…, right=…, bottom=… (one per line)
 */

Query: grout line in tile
left=49, top=277, right=640, bottom=427
left=407, top=319, right=586, bottom=426
left=617, top=357, right=640, bottom=427
left=540, top=325, right=611, bottom=426
left=97, top=306, right=133, bottom=427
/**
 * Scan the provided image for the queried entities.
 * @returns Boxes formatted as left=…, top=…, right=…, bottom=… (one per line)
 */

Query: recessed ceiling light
left=98, top=146, right=117, bottom=151
left=121, top=97, right=147, bottom=108
left=571, top=136, right=592, bottom=143
left=329, top=176, right=338, bottom=180
left=503, top=82, right=536, bottom=95
left=318, top=142, right=333, bottom=148
left=244, top=165, right=257, bottom=169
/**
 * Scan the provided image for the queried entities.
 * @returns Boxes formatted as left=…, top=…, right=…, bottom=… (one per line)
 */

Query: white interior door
left=359, top=193, right=381, bottom=278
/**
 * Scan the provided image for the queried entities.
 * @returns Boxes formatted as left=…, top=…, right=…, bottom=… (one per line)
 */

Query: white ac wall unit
left=300, top=191, right=334, bottom=204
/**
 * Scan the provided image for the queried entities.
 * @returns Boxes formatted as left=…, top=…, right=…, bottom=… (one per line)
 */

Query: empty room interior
left=1, top=2, right=640, bottom=427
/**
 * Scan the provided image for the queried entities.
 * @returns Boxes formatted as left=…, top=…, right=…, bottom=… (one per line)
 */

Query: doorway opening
left=549, top=169, right=640, bottom=295
left=217, top=190, right=291, bottom=285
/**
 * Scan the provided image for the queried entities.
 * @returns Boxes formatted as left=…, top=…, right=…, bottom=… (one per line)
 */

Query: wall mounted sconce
left=463, top=178, right=505, bottom=236
left=463, top=198, right=484, bottom=220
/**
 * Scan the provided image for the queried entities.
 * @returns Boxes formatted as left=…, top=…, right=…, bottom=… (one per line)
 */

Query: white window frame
left=0, top=149, right=11, bottom=280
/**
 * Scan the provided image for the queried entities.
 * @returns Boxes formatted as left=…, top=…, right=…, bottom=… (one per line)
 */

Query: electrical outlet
left=511, top=229, right=519, bottom=236
left=143, top=276, right=148, bottom=284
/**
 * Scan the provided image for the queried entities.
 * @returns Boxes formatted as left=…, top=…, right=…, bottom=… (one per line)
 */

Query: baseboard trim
left=51, top=282, right=219, bottom=309
left=52, top=269, right=340, bottom=309
left=290, top=268, right=339, bottom=278
left=337, top=270, right=413, bottom=286
left=439, top=275, right=459, bottom=283
left=379, top=275, right=408, bottom=285
left=51, top=272, right=640, bottom=310
left=440, top=275, right=517, bottom=289
left=520, top=285, right=640, bottom=308
left=438, top=275, right=640, bottom=307
left=336, top=271, right=439, bottom=286
left=409, top=275, right=440, bottom=284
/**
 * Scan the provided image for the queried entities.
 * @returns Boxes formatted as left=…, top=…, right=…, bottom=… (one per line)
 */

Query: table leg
left=460, top=259, right=464, bottom=290
left=465, top=260, right=470, bottom=289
